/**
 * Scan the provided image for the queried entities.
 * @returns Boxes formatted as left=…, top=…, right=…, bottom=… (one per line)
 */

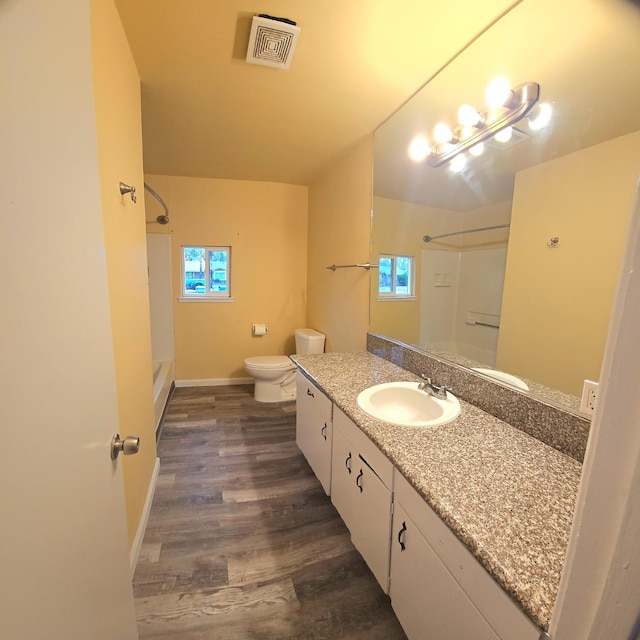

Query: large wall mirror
left=371, top=0, right=640, bottom=412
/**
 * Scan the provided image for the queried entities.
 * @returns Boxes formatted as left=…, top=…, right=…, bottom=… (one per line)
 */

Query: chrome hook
left=119, top=182, right=137, bottom=203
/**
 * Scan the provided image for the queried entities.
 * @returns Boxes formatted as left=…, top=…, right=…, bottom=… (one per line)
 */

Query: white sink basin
left=357, top=382, right=461, bottom=428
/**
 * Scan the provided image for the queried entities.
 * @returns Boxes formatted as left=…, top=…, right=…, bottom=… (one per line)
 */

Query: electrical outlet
left=580, top=379, right=599, bottom=415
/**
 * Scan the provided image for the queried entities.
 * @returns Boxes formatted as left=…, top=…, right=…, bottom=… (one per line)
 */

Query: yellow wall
left=91, top=0, right=157, bottom=548
left=144, top=174, right=308, bottom=380
left=497, top=130, right=640, bottom=395
left=307, top=138, right=374, bottom=352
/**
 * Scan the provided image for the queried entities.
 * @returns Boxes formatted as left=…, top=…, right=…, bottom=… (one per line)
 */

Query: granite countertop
left=292, top=351, right=582, bottom=632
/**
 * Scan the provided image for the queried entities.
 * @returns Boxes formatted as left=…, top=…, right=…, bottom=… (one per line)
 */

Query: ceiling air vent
left=246, top=14, right=300, bottom=70
left=484, top=126, right=530, bottom=151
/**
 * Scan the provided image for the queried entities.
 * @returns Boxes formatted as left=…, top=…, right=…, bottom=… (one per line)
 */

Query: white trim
left=180, top=244, right=231, bottom=299
left=378, top=253, right=415, bottom=298
left=376, top=296, right=417, bottom=302
left=550, top=184, right=640, bottom=639
left=175, top=377, right=253, bottom=387
left=178, top=296, right=235, bottom=303
left=129, top=456, right=160, bottom=577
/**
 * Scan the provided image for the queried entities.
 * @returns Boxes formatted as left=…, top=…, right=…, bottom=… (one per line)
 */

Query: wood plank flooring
left=134, top=385, right=407, bottom=640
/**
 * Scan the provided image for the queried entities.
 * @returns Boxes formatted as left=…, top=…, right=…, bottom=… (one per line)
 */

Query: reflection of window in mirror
left=378, top=254, right=415, bottom=299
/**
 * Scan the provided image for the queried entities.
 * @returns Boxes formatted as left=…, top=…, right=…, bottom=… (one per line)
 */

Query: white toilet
left=244, top=328, right=326, bottom=402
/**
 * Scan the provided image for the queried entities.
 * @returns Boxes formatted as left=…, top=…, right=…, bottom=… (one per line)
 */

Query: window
left=181, top=246, right=231, bottom=301
left=378, top=254, right=414, bottom=298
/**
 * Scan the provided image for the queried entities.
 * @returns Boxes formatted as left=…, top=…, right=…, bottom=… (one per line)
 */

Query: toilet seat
left=244, top=355, right=295, bottom=371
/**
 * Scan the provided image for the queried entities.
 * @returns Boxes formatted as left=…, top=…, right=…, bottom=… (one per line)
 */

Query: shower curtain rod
left=144, top=182, right=170, bottom=225
left=423, top=223, right=510, bottom=243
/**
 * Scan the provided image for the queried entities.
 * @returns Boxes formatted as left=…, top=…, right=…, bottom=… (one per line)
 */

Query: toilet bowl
left=244, top=328, right=326, bottom=402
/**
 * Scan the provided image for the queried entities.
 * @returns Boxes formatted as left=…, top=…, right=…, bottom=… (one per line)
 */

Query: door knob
left=111, top=434, right=140, bottom=460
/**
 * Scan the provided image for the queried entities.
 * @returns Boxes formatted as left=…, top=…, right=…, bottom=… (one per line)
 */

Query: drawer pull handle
left=356, top=469, right=364, bottom=492
left=398, top=521, right=407, bottom=551
left=321, top=423, right=327, bottom=440
left=345, top=451, right=352, bottom=474
left=306, top=388, right=315, bottom=398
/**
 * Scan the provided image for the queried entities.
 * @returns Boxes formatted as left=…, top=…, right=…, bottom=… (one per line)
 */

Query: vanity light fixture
left=484, top=77, right=513, bottom=109
left=433, top=123, right=454, bottom=144
left=468, top=142, right=485, bottom=157
left=408, top=136, right=431, bottom=161
left=420, top=79, right=543, bottom=168
left=449, top=154, right=467, bottom=172
left=528, top=102, right=553, bottom=130
left=457, top=104, right=483, bottom=127
left=494, top=126, right=513, bottom=143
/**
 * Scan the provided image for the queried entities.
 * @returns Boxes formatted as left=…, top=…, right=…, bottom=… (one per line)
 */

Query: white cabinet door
left=330, top=422, right=355, bottom=523
left=296, top=373, right=333, bottom=494
left=349, top=454, right=393, bottom=591
left=331, top=408, right=393, bottom=593
left=390, top=504, right=500, bottom=640
left=393, top=473, right=540, bottom=640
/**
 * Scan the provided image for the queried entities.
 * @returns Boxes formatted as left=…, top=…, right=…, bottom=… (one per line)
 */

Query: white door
left=0, top=1, right=138, bottom=638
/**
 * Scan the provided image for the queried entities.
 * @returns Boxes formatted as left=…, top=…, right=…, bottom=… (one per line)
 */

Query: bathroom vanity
left=293, top=352, right=582, bottom=639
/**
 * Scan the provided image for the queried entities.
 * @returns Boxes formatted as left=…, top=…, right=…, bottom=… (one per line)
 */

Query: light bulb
left=485, top=77, right=512, bottom=108
left=528, top=103, right=552, bottom=130
left=408, top=137, right=431, bottom=162
left=433, top=123, right=454, bottom=144
left=449, top=154, right=467, bottom=172
left=457, top=104, right=482, bottom=127
left=469, top=142, right=484, bottom=157
left=460, top=125, right=474, bottom=140
left=494, top=126, right=513, bottom=143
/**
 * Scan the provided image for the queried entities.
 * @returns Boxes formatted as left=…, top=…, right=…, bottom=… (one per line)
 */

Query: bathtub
left=153, top=360, right=175, bottom=434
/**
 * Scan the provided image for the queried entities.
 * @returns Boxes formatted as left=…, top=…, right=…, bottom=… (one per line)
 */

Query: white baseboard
left=129, top=456, right=160, bottom=577
left=175, top=377, right=253, bottom=387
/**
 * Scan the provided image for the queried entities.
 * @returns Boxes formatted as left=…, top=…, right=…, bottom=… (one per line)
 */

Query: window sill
left=178, top=296, right=235, bottom=303
left=376, top=296, right=417, bottom=302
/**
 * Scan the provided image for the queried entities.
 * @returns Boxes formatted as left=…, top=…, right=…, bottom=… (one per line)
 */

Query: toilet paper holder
left=252, top=323, right=268, bottom=336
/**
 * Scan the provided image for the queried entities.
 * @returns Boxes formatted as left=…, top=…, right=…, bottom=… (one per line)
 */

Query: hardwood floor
left=134, top=385, right=407, bottom=640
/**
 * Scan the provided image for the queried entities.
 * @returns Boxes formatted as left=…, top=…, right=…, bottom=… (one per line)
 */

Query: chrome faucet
left=418, top=374, right=450, bottom=400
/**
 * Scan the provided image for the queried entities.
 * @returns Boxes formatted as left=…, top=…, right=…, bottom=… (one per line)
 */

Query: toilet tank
left=294, top=328, right=326, bottom=355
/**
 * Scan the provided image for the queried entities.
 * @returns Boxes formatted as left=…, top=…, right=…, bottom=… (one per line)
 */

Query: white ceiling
left=113, top=0, right=518, bottom=184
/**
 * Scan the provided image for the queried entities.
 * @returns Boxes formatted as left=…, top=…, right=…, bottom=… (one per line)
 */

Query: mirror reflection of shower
left=144, top=182, right=170, bottom=225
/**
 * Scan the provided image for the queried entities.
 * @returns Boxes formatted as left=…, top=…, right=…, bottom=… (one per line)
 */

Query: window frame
left=378, top=253, right=415, bottom=300
left=180, top=245, right=233, bottom=302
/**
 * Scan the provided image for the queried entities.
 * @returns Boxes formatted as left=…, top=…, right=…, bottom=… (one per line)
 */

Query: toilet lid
left=244, top=355, right=295, bottom=371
